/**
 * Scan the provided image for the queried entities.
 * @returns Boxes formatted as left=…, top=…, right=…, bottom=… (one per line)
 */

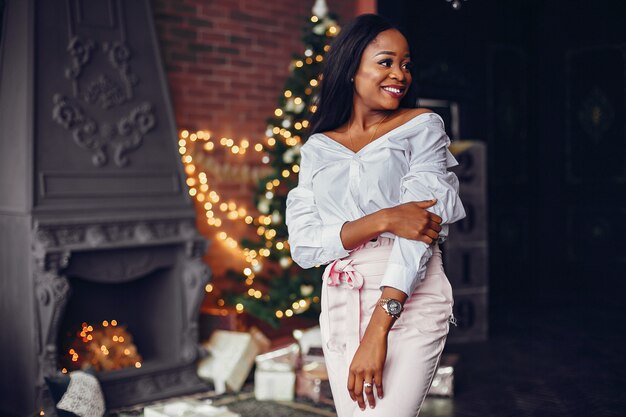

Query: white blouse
left=285, top=112, right=466, bottom=296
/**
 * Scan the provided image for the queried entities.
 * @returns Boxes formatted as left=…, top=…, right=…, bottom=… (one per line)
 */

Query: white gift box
left=254, top=369, right=296, bottom=401
left=254, top=342, right=300, bottom=372
left=197, top=330, right=262, bottom=393
left=427, top=354, right=458, bottom=397
left=143, top=399, right=240, bottom=417
left=292, top=326, right=322, bottom=355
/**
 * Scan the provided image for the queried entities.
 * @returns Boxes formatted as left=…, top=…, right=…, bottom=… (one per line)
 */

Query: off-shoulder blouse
left=285, top=112, right=466, bottom=296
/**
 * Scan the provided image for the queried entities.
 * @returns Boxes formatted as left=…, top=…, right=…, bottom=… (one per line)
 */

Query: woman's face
left=352, top=29, right=412, bottom=111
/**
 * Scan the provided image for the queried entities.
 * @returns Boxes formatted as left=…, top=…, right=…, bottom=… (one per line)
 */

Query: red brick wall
left=152, top=0, right=363, bottom=304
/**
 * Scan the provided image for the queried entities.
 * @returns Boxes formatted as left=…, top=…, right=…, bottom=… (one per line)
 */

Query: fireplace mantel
left=33, top=216, right=211, bottom=410
left=0, top=0, right=213, bottom=414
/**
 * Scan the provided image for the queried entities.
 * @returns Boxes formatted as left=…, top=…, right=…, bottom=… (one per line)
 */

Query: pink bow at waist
left=320, top=238, right=394, bottom=359
left=322, top=258, right=364, bottom=289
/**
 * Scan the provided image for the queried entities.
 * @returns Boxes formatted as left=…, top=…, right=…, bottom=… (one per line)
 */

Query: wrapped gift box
left=254, top=342, right=300, bottom=372
left=198, top=330, right=267, bottom=393
left=143, top=399, right=240, bottom=417
left=249, top=326, right=271, bottom=355
left=427, top=354, right=458, bottom=397
left=292, top=326, right=322, bottom=356
left=253, top=343, right=300, bottom=401
left=254, top=369, right=296, bottom=401
left=296, top=355, right=331, bottom=404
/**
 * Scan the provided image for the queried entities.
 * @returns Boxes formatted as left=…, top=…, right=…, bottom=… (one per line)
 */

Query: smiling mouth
left=382, top=86, right=405, bottom=95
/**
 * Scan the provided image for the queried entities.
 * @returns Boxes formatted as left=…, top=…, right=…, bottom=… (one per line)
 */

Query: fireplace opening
left=57, top=245, right=187, bottom=374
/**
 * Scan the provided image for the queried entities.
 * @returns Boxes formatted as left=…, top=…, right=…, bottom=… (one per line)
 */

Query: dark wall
left=379, top=0, right=626, bottom=314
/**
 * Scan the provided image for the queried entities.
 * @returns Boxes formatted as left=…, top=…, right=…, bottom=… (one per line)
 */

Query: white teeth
left=383, top=87, right=402, bottom=94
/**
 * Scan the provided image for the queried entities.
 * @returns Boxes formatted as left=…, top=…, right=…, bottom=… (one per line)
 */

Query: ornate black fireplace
left=0, top=0, right=211, bottom=415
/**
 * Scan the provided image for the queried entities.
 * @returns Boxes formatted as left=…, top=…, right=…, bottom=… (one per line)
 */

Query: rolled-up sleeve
left=286, top=145, right=350, bottom=269
left=380, top=116, right=466, bottom=296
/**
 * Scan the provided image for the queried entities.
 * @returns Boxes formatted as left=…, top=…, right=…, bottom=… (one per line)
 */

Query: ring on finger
left=363, top=382, right=373, bottom=389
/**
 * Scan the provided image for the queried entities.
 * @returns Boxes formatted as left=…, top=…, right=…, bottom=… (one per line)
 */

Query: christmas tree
left=223, top=2, right=341, bottom=327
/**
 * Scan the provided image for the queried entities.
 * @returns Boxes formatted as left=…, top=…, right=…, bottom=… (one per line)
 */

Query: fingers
left=414, top=219, right=442, bottom=244
left=353, top=378, right=366, bottom=411
left=429, top=212, right=443, bottom=224
left=347, top=372, right=356, bottom=402
left=374, top=370, right=384, bottom=399
left=429, top=219, right=443, bottom=232
left=415, top=198, right=437, bottom=209
left=348, top=372, right=366, bottom=410
left=364, top=374, right=376, bottom=409
left=421, top=228, right=438, bottom=243
left=349, top=372, right=380, bottom=410
left=412, top=200, right=442, bottom=224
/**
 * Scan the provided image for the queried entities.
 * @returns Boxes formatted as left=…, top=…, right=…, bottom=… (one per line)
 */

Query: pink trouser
left=319, top=237, right=453, bottom=417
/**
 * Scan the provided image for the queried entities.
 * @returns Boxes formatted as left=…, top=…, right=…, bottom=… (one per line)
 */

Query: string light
left=175, top=14, right=332, bottom=317
left=61, top=320, right=142, bottom=371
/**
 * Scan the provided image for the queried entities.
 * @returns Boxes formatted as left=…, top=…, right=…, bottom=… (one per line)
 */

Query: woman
left=285, top=14, right=466, bottom=416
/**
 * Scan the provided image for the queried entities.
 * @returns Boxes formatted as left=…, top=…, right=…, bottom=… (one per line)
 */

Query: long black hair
left=309, top=14, right=419, bottom=135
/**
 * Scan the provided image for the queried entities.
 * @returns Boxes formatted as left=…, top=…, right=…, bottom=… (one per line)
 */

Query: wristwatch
left=378, top=298, right=403, bottom=319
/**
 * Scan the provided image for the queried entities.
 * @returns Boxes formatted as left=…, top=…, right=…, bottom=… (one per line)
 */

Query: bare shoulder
left=388, top=107, right=433, bottom=125
left=402, top=107, right=435, bottom=120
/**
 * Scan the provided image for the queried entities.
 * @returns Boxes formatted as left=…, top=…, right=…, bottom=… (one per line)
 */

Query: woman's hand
left=347, top=330, right=387, bottom=410
left=384, top=199, right=442, bottom=244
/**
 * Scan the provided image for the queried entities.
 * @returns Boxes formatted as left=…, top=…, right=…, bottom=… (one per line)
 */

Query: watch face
left=387, top=300, right=402, bottom=315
